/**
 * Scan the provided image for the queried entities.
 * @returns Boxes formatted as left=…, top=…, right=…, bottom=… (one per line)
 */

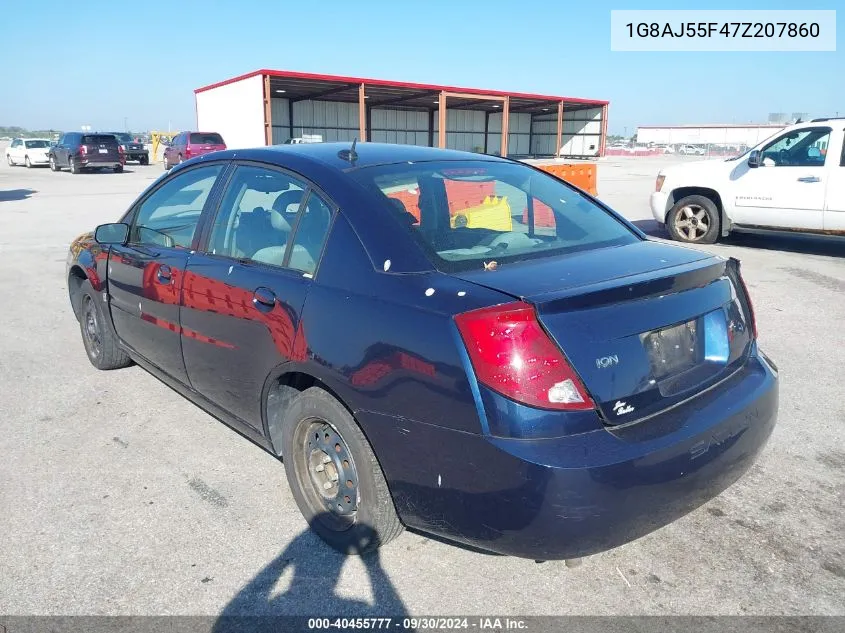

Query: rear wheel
left=667, top=195, right=720, bottom=244
left=25, top=156, right=32, bottom=168
left=113, top=164, right=123, bottom=173
left=70, top=156, right=81, bottom=174
left=281, top=387, right=403, bottom=555
left=77, top=282, right=132, bottom=370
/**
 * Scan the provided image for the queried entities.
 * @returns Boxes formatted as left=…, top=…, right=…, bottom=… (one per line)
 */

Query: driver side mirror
left=747, top=150, right=762, bottom=168
left=94, top=222, right=129, bottom=245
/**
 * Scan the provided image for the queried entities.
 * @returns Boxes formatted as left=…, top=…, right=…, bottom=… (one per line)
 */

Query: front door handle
left=253, top=287, right=277, bottom=309
left=156, top=264, right=172, bottom=284
left=797, top=176, right=820, bottom=183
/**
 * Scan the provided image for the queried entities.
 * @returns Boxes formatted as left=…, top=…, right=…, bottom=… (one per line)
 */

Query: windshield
left=350, top=160, right=639, bottom=272
left=190, top=133, right=224, bottom=145
left=82, top=134, right=118, bottom=145
left=114, top=133, right=133, bottom=143
left=24, top=140, right=50, bottom=149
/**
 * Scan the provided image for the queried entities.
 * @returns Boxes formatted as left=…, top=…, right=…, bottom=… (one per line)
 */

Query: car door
left=729, top=127, right=831, bottom=230
left=58, top=133, right=75, bottom=165
left=10, top=139, right=23, bottom=161
left=180, top=163, right=333, bottom=427
left=106, top=162, right=226, bottom=383
left=823, top=128, right=845, bottom=231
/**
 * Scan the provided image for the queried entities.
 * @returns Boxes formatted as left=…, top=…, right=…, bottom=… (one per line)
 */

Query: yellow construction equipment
left=450, top=196, right=513, bottom=232
left=150, top=131, right=179, bottom=163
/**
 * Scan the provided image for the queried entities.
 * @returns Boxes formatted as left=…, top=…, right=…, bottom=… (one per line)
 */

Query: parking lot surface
left=0, top=151, right=843, bottom=616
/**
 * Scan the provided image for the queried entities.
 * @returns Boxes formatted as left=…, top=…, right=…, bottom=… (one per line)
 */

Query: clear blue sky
left=1, top=0, right=841, bottom=135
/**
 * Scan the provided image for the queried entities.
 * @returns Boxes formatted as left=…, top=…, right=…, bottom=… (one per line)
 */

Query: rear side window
left=190, top=133, right=224, bottom=145
left=24, top=140, right=50, bottom=149
left=82, top=134, right=117, bottom=145
left=350, top=160, right=637, bottom=272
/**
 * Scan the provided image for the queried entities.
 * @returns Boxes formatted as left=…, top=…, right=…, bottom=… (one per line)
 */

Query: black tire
left=6, top=154, right=12, bottom=166
left=178, top=153, right=183, bottom=164
left=49, top=155, right=60, bottom=171
left=281, top=387, right=403, bottom=555
left=25, top=156, right=32, bottom=168
left=113, top=164, right=123, bottom=173
left=70, top=156, right=81, bottom=174
left=667, top=195, right=720, bottom=244
left=141, top=155, right=149, bottom=165
left=77, top=281, right=132, bottom=370
left=163, top=154, right=170, bottom=170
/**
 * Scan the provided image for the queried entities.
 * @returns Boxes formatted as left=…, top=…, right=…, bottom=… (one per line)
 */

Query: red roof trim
left=194, top=69, right=608, bottom=106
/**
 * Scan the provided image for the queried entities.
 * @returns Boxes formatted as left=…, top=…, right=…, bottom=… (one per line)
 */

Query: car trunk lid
left=454, top=241, right=755, bottom=423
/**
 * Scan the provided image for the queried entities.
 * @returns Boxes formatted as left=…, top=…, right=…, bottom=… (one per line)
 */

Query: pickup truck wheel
left=667, top=195, right=720, bottom=244
left=78, top=282, right=132, bottom=370
left=140, top=155, right=149, bottom=165
left=70, top=157, right=81, bottom=174
left=281, top=387, right=403, bottom=555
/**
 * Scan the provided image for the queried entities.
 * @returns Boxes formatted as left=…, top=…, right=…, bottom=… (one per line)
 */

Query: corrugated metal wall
left=531, top=107, right=603, bottom=157
left=268, top=98, right=603, bottom=156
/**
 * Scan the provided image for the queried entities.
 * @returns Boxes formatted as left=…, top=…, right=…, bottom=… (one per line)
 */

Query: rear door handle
left=797, top=176, right=820, bottom=183
left=156, top=264, right=172, bottom=283
left=253, top=287, right=277, bottom=309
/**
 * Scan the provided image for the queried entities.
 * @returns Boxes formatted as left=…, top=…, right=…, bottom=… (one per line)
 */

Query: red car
left=163, top=132, right=226, bottom=169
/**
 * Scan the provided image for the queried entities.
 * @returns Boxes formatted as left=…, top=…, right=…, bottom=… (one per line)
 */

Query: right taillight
left=455, top=301, right=594, bottom=411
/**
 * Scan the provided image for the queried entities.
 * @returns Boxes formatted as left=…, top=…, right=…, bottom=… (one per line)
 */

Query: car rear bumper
left=650, top=191, right=670, bottom=223
left=361, top=346, right=778, bottom=559
left=80, top=160, right=122, bottom=168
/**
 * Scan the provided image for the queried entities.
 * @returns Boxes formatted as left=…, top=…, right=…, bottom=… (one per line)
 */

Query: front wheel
left=77, top=282, right=132, bottom=370
left=281, top=387, right=403, bottom=555
left=667, top=195, right=720, bottom=244
left=163, top=154, right=170, bottom=170
left=50, top=155, right=59, bottom=171
left=6, top=154, right=12, bottom=166
left=25, top=156, right=32, bottom=168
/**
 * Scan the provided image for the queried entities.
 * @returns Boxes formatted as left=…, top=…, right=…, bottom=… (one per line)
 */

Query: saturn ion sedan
left=66, top=142, right=778, bottom=559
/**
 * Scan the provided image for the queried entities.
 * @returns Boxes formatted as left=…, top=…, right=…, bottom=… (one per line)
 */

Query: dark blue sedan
left=66, top=142, right=778, bottom=560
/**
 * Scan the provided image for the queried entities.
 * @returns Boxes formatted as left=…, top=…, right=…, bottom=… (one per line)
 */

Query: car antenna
left=338, top=138, right=358, bottom=164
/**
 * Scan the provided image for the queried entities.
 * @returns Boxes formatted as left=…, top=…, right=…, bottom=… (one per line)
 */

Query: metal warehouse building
left=636, top=124, right=786, bottom=147
left=194, top=69, right=609, bottom=158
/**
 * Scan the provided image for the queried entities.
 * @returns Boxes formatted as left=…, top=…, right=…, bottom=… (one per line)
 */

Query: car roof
left=204, top=142, right=507, bottom=172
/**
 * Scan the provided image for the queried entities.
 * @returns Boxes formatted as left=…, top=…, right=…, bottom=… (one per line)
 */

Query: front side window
left=130, top=165, right=223, bottom=248
left=208, top=165, right=307, bottom=267
left=760, top=128, right=831, bottom=167
left=350, top=160, right=637, bottom=272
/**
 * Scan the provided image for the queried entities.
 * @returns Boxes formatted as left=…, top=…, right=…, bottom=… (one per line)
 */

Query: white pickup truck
left=651, top=118, right=845, bottom=243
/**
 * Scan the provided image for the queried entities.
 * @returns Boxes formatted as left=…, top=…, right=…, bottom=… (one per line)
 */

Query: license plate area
left=642, top=318, right=700, bottom=381
left=98, top=148, right=108, bottom=154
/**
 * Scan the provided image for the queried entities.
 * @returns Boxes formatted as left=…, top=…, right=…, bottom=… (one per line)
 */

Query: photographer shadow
left=212, top=515, right=408, bottom=633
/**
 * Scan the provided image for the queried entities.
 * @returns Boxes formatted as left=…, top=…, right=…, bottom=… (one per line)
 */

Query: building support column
left=483, top=111, right=490, bottom=154
left=555, top=101, right=564, bottom=158
left=438, top=91, right=447, bottom=148
left=599, top=103, right=609, bottom=157
left=263, top=74, right=273, bottom=146
left=500, top=96, right=510, bottom=157
left=358, top=83, right=367, bottom=141
left=428, top=109, right=435, bottom=147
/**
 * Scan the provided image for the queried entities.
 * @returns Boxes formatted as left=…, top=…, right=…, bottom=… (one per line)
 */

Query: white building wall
left=637, top=125, right=785, bottom=146
left=195, top=74, right=265, bottom=149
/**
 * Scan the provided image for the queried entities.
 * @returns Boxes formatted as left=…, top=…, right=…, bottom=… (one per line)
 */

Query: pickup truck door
left=823, top=128, right=845, bottom=232
left=107, top=163, right=225, bottom=383
left=728, top=126, right=831, bottom=230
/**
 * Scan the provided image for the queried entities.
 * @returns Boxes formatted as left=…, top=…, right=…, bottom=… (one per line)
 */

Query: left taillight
left=455, top=301, right=594, bottom=411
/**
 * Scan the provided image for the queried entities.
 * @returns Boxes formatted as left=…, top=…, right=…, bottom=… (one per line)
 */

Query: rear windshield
left=24, top=140, right=50, bottom=149
left=82, top=134, right=118, bottom=145
left=349, top=160, right=638, bottom=272
left=190, top=133, right=224, bottom=145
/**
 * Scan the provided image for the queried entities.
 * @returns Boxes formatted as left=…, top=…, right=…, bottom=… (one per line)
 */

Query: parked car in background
left=6, top=138, right=52, bottom=167
left=67, top=142, right=777, bottom=560
left=49, top=133, right=124, bottom=174
left=163, top=131, right=226, bottom=169
left=111, top=133, right=149, bottom=165
left=652, top=118, right=845, bottom=243
left=679, top=144, right=706, bottom=156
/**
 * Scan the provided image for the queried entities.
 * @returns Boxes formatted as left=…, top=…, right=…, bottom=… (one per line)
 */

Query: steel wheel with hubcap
left=667, top=194, right=720, bottom=244
left=76, top=281, right=132, bottom=370
left=281, top=387, right=403, bottom=554
left=81, top=294, right=103, bottom=362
